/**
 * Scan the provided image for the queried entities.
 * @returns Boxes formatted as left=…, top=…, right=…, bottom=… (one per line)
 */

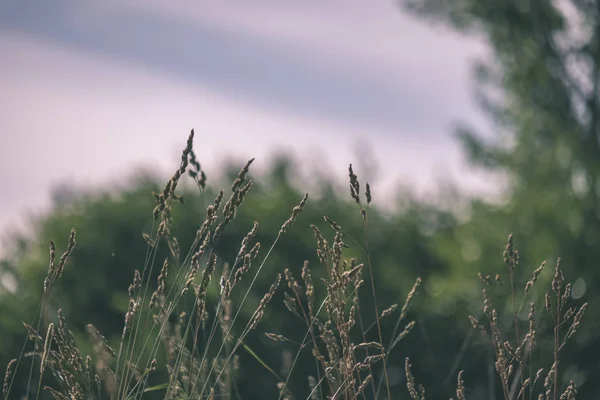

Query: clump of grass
left=2, top=131, right=589, bottom=400
left=414, top=235, right=587, bottom=400
left=267, top=166, right=421, bottom=400
left=3, top=130, right=316, bottom=400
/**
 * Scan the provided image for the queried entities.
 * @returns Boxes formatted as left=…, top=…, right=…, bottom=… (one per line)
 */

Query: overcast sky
left=0, top=0, right=494, bottom=248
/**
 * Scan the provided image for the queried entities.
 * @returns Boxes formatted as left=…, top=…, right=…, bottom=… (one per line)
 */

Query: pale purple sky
left=0, top=0, right=495, bottom=249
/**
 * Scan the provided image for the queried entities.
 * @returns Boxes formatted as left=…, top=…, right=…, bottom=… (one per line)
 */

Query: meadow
left=0, top=131, right=587, bottom=399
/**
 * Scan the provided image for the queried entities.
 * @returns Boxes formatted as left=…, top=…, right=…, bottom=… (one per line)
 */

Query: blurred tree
left=402, top=0, right=600, bottom=396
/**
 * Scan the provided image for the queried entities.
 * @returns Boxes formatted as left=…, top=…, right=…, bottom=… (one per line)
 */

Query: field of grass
left=3, top=131, right=587, bottom=400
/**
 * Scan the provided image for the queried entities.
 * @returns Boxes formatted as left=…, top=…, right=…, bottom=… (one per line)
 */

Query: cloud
left=0, top=0, right=483, bottom=135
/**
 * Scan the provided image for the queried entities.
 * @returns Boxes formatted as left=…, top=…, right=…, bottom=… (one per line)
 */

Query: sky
left=0, top=0, right=494, bottom=250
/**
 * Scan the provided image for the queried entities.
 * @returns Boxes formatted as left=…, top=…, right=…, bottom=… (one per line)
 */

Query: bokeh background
left=2, top=0, right=599, bottom=398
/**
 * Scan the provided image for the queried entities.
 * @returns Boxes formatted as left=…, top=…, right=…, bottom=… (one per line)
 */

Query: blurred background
left=2, top=0, right=599, bottom=398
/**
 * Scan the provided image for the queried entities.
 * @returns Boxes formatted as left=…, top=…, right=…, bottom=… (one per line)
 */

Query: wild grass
left=405, top=237, right=587, bottom=400
left=2, top=131, right=587, bottom=399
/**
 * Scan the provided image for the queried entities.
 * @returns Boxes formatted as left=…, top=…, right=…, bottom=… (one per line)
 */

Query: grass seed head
left=3, top=359, right=16, bottom=399
left=348, top=164, right=360, bottom=204
left=279, top=193, right=308, bottom=236
left=456, top=370, right=466, bottom=400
